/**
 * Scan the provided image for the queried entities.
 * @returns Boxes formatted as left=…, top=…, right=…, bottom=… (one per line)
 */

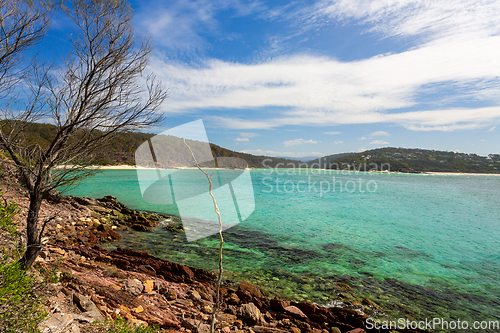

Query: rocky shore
left=24, top=196, right=432, bottom=333
left=43, top=195, right=177, bottom=246
left=36, top=242, right=431, bottom=333
left=0, top=165, right=431, bottom=333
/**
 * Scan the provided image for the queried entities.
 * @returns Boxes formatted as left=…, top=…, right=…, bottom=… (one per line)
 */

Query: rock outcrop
left=37, top=244, right=432, bottom=333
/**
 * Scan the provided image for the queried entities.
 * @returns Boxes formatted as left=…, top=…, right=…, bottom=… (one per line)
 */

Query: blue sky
left=46, top=0, right=500, bottom=158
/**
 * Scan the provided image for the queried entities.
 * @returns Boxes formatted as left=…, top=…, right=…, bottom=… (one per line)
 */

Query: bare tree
left=0, top=0, right=51, bottom=97
left=0, top=0, right=167, bottom=268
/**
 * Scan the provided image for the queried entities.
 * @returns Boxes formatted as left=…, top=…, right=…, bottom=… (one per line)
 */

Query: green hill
left=4, top=122, right=499, bottom=173
left=2, top=122, right=302, bottom=168
left=310, top=147, right=500, bottom=173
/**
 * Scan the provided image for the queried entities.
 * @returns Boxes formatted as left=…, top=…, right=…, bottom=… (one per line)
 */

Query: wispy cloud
left=370, top=131, right=389, bottom=136
left=234, top=131, right=258, bottom=143
left=150, top=33, right=500, bottom=131
left=311, top=0, right=500, bottom=42
left=239, top=132, right=259, bottom=138
left=283, top=138, right=318, bottom=146
left=325, top=131, right=342, bottom=135
left=487, top=126, right=496, bottom=132
left=359, top=137, right=367, bottom=140
left=137, top=0, right=263, bottom=51
left=370, top=140, right=389, bottom=145
left=334, top=141, right=343, bottom=144
left=240, top=149, right=324, bottom=158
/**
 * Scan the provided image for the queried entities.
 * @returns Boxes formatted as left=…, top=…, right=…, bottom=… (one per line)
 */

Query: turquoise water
left=63, top=169, right=500, bottom=326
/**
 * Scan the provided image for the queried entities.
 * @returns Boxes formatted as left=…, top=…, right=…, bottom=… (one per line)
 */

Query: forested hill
left=309, top=147, right=500, bottom=173
left=10, top=122, right=301, bottom=168
left=7, top=122, right=499, bottom=172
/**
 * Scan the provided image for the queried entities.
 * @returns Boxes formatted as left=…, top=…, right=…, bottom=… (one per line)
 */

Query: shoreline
left=63, top=164, right=500, bottom=176
left=0, top=186, right=429, bottom=332
left=0, top=179, right=488, bottom=332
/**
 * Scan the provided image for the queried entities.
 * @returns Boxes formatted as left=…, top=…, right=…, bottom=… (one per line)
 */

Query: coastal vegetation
left=309, top=147, right=500, bottom=173
left=0, top=191, right=48, bottom=332
left=0, top=0, right=166, bottom=268
left=3, top=121, right=302, bottom=168
left=8, top=121, right=500, bottom=174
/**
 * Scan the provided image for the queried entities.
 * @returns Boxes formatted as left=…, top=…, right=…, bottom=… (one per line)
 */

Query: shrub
left=96, top=316, right=163, bottom=333
left=0, top=191, right=48, bottom=332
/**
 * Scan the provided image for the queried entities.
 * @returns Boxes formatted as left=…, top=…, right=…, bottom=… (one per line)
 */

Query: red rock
left=239, top=281, right=262, bottom=298
left=270, top=298, right=289, bottom=312
left=109, top=230, right=121, bottom=240
left=228, top=292, right=241, bottom=305
left=88, top=234, right=97, bottom=243
left=284, top=306, right=308, bottom=320
left=237, top=289, right=253, bottom=303
left=329, top=308, right=366, bottom=331
left=77, top=236, right=88, bottom=244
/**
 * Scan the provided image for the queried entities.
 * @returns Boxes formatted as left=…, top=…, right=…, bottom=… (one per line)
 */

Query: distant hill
left=307, top=153, right=356, bottom=168
left=5, top=122, right=499, bottom=173
left=4, top=122, right=302, bottom=168
left=310, top=147, right=500, bottom=173
left=276, top=155, right=321, bottom=162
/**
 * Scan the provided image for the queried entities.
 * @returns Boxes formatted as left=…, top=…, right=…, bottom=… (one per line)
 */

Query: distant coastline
left=93, top=165, right=500, bottom=175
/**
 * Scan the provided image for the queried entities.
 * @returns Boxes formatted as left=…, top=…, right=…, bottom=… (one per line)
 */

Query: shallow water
left=63, top=169, right=500, bottom=327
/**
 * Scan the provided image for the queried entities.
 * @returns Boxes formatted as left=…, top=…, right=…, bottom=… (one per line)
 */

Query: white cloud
left=487, top=126, right=496, bottom=132
left=240, top=132, right=259, bottom=138
left=283, top=138, right=318, bottom=146
left=137, top=0, right=263, bottom=51
left=334, top=141, right=343, bottom=144
left=324, top=131, right=342, bottom=135
left=370, top=140, right=389, bottom=145
left=370, top=131, right=389, bottom=136
left=150, top=33, right=500, bottom=131
left=359, top=137, right=367, bottom=140
left=313, top=0, right=500, bottom=42
left=240, top=149, right=324, bottom=158
left=235, top=137, right=249, bottom=142
left=358, top=147, right=366, bottom=152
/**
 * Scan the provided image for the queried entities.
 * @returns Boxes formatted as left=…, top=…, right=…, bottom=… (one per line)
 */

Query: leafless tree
left=0, top=0, right=167, bottom=268
left=0, top=0, right=51, bottom=97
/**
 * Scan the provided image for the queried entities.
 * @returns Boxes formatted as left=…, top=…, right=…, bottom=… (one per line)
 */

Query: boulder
left=240, top=302, right=262, bottom=325
left=217, top=313, right=238, bottom=325
left=188, top=289, right=201, bottom=301
left=284, top=306, right=308, bottom=320
left=39, top=313, right=74, bottom=333
left=239, top=281, right=262, bottom=297
left=72, top=293, right=105, bottom=322
left=125, top=279, right=144, bottom=295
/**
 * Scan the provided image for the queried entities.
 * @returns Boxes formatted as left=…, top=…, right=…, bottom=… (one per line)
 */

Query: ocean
left=63, top=168, right=500, bottom=328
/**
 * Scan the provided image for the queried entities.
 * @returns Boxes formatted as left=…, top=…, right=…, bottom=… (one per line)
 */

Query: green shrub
left=96, top=316, right=163, bottom=333
left=0, top=260, right=47, bottom=332
left=0, top=191, right=48, bottom=332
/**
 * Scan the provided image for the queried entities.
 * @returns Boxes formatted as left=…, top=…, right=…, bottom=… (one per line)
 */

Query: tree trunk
left=20, top=193, right=42, bottom=268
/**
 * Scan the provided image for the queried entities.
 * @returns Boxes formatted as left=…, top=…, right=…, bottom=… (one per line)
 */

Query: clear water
left=63, top=169, right=500, bottom=326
